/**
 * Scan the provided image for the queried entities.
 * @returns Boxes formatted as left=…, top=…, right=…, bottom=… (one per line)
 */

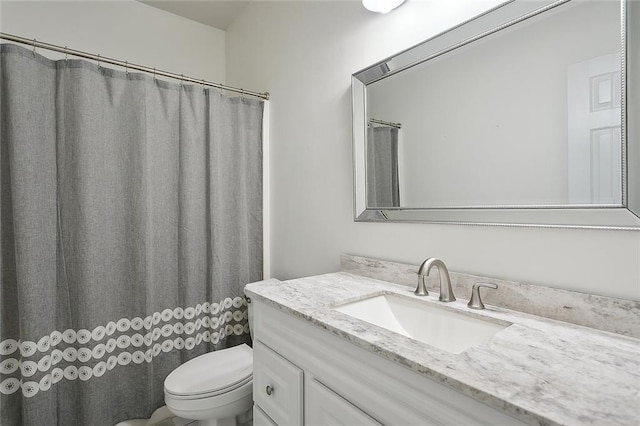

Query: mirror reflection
left=365, top=0, right=622, bottom=209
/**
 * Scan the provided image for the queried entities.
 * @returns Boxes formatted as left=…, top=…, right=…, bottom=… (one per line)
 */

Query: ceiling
left=139, top=0, right=251, bottom=31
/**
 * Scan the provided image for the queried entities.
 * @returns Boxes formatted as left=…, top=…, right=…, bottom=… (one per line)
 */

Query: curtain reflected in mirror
left=366, top=125, right=400, bottom=207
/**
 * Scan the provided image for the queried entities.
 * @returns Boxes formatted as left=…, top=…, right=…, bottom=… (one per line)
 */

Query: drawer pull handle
left=266, top=385, right=274, bottom=396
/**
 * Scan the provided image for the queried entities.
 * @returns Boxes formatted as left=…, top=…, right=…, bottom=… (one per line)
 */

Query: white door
left=568, top=53, right=622, bottom=204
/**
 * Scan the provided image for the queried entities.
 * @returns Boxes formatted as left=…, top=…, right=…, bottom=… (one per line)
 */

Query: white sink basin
left=334, top=294, right=510, bottom=354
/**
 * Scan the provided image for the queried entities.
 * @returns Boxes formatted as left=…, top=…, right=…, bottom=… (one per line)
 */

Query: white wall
left=0, top=0, right=226, bottom=82
left=227, top=0, right=640, bottom=300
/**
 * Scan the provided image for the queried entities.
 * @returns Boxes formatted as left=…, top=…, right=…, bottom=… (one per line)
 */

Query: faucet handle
left=467, top=282, right=497, bottom=310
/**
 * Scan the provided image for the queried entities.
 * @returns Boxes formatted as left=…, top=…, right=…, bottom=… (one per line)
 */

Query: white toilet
left=163, top=344, right=253, bottom=426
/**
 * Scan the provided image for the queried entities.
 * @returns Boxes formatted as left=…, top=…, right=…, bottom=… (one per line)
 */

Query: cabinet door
left=254, top=405, right=278, bottom=426
left=306, top=379, right=382, bottom=426
left=254, top=340, right=304, bottom=426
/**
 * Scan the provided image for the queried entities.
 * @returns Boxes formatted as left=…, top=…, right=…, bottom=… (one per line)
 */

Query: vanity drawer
left=306, top=379, right=382, bottom=426
left=253, top=339, right=303, bottom=426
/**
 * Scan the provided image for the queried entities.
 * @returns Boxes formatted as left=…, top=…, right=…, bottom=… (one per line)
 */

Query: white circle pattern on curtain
left=0, top=297, right=249, bottom=397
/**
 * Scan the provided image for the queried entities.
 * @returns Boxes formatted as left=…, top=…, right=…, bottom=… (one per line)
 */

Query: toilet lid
left=164, top=344, right=253, bottom=397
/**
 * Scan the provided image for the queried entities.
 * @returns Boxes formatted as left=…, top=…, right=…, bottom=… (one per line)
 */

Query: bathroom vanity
left=249, top=295, right=524, bottom=425
left=245, top=256, right=640, bottom=426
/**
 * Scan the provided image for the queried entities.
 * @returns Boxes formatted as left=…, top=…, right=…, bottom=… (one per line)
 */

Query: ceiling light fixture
left=362, top=0, right=405, bottom=14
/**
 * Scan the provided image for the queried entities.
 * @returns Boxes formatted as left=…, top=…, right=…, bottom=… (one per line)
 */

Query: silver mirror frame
left=352, top=0, right=640, bottom=230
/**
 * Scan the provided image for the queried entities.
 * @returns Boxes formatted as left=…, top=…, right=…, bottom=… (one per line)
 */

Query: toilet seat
left=164, top=344, right=254, bottom=423
left=166, top=374, right=252, bottom=400
left=164, top=344, right=253, bottom=399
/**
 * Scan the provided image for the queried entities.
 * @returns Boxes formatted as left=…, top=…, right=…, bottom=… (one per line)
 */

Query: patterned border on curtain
left=0, top=297, right=248, bottom=398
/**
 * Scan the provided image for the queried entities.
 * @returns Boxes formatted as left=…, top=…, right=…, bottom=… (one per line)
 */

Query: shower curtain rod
left=369, top=118, right=402, bottom=129
left=0, top=32, right=270, bottom=100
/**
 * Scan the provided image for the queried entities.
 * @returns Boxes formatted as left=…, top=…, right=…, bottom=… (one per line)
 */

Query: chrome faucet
left=415, top=258, right=456, bottom=302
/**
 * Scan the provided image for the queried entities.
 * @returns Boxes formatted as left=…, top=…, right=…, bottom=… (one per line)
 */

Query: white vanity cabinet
left=251, top=299, right=526, bottom=426
left=254, top=405, right=278, bottom=426
left=305, top=379, right=382, bottom=426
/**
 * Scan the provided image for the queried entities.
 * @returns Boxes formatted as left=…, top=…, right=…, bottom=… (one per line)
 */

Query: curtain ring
left=180, top=74, right=184, bottom=87
left=64, top=46, right=68, bottom=62
left=201, top=79, right=206, bottom=92
left=153, top=67, right=157, bottom=82
left=97, top=54, right=101, bottom=69
left=32, top=39, right=37, bottom=56
left=125, top=60, right=128, bottom=76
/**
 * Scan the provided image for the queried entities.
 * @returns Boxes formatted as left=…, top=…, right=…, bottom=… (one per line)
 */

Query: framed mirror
left=352, top=0, right=640, bottom=229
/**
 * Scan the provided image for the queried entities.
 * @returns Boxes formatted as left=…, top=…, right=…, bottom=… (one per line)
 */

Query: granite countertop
left=244, top=272, right=640, bottom=426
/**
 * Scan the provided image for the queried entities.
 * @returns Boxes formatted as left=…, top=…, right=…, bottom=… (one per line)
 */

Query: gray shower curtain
left=0, top=44, right=263, bottom=425
left=366, top=126, right=400, bottom=207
